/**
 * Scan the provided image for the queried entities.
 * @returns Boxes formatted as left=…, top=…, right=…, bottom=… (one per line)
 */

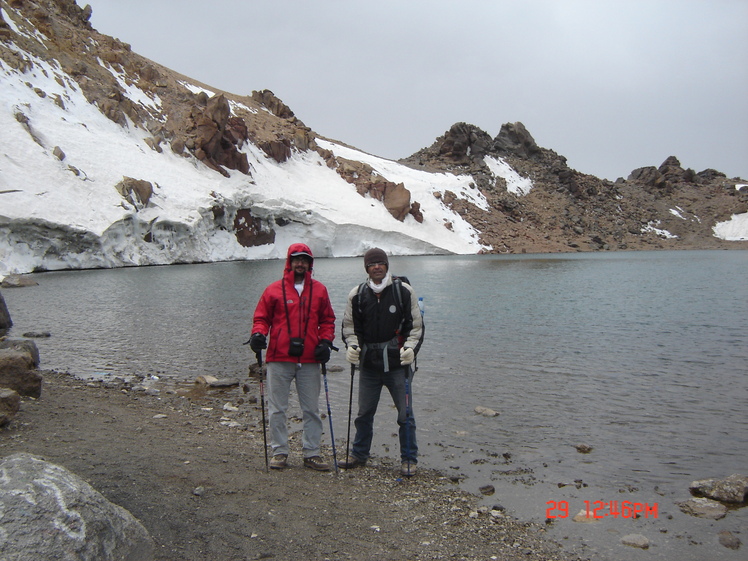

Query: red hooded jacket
left=251, top=243, right=336, bottom=363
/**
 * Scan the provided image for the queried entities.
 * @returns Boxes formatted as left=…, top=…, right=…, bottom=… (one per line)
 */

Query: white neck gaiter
left=368, top=271, right=391, bottom=294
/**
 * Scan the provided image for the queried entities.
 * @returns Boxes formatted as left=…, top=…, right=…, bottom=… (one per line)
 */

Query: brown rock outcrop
left=115, top=177, right=153, bottom=207
left=233, top=210, right=275, bottom=248
left=251, top=89, right=295, bottom=119
left=332, top=157, right=414, bottom=222
left=183, top=94, right=250, bottom=176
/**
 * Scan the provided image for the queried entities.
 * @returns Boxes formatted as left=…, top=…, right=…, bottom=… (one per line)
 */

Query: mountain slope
left=1, top=0, right=746, bottom=277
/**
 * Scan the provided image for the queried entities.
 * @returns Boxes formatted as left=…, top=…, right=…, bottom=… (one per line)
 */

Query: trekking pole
left=404, top=296, right=423, bottom=476
left=255, top=350, right=269, bottom=473
left=345, top=362, right=355, bottom=466
left=321, top=363, right=339, bottom=474
left=404, top=365, right=413, bottom=476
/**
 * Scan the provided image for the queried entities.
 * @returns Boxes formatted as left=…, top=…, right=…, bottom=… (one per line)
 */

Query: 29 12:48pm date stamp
left=546, top=500, right=659, bottom=520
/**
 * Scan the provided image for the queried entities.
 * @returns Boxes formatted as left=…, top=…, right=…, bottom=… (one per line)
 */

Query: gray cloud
left=88, top=0, right=747, bottom=180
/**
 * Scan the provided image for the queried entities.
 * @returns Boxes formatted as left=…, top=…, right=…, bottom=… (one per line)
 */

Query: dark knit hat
left=363, top=247, right=389, bottom=269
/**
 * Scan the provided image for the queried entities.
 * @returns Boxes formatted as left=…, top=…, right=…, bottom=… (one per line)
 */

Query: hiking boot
left=400, top=461, right=417, bottom=477
left=269, top=454, right=288, bottom=470
left=303, top=456, right=331, bottom=471
left=338, top=455, right=366, bottom=469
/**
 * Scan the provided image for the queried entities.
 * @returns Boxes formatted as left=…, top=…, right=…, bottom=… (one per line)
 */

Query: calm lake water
left=4, top=250, right=748, bottom=560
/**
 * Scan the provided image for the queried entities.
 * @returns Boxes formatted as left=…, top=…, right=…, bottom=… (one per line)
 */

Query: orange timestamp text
left=546, top=500, right=659, bottom=519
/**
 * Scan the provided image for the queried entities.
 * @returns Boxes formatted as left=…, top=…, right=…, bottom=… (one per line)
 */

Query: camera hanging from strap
left=282, top=278, right=313, bottom=357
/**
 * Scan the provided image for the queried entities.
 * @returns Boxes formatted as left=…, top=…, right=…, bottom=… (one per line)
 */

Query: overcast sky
left=85, top=0, right=747, bottom=181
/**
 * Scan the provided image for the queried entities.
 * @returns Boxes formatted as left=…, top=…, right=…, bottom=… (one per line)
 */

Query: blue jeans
left=351, top=365, right=417, bottom=464
left=266, top=362, right=323, bottom=458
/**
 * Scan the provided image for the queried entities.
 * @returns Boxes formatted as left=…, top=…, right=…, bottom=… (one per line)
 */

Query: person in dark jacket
left=339, top=248, right=424, bottom=476
left=249, top=243, right=336, bottom=471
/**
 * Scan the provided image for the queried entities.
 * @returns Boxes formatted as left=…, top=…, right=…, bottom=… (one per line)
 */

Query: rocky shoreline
left=1, top=369, right=589, bottom=561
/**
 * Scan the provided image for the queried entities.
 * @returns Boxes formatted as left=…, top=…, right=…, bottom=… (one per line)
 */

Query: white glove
left=346, top=345, right=360, bottom=364
left=400, top=347, right=415, bottom=365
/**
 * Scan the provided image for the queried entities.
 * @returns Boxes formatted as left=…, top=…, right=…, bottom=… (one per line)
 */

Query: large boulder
left=678, top=497, right=728, bottom=519
left=0, top=453, right=155, bottom=561
left=0, top=349, right=43, bottom=398
left=690, top=474, right=748, bottom=504
left=0, top=338, right=41, bottom=367
left=375, top=181, right=412, bottom=222
left=0, top=291, right=11, bottom=329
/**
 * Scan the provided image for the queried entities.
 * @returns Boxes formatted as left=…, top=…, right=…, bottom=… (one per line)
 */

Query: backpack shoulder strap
left=392, top=276, right=404, bottom=314
left=357, top=281, right=367, bottom=315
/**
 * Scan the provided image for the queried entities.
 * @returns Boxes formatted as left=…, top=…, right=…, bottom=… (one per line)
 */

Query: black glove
left=249, top=333, right=267, bottom=352
left=314, top=339, right=333, bottom=364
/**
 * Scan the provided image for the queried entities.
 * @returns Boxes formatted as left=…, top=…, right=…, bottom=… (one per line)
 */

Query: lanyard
left=281, top=278, right=313, bottom=339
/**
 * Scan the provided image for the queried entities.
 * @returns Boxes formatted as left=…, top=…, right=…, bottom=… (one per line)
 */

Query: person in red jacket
left=249, top=243, right=336, bottom=471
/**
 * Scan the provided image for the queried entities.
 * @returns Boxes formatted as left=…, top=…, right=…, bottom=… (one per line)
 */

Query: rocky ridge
left=1, top=0, right=746, bottom=258
left=400, top=122, right=748, bottom=253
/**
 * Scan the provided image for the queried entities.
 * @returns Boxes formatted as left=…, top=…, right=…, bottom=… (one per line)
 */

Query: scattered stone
left=0, top=453, right=154, bottom=561
left=196, top=375, right=240, bottom=388
left=572, top=509, right=598, bottom=523
left=211, top=378, right=239, bottom=388
left=152, top=414, right=167, bottom=419
left=689, top=474, right=748, bottom=504
left=478, top=484, right=495, bottom=496
left=621, top=534, right=650, bottom=549
left=718, top=530, right=741, bottom=550
left=474, top=406, right=499, bottom=417
left=223, top=402, right=239, bottom=412
left=21, top=331, right=51, bottom=338
left=575, top=444, right=593, bottom=453
left=678, top=497, right=728, bottom=519
left=131, top=385, right=159, bottom=396
left=193, top=486, right=205, bottom=496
